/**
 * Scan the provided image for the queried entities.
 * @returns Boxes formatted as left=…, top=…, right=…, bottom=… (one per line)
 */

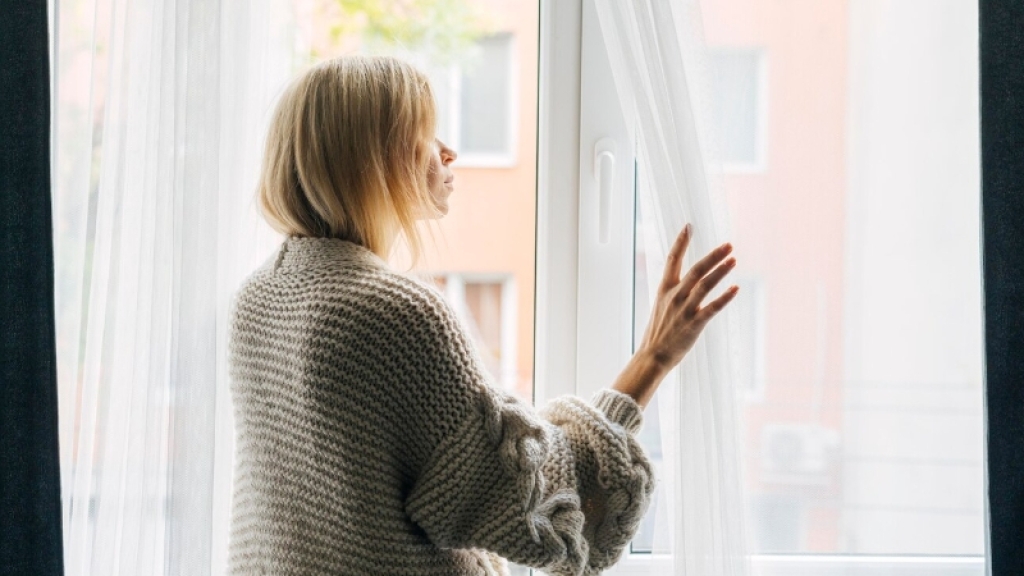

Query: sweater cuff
left=591, top=389, right=644, bottom=435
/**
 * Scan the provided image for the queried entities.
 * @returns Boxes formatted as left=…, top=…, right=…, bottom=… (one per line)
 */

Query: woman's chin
left=434, top=196, right=450, bottom=218
left=416, top=203, right=448, bottom=220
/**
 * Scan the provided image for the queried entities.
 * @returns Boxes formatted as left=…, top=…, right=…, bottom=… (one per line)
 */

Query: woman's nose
left=442, top=146, right=457, bottom=165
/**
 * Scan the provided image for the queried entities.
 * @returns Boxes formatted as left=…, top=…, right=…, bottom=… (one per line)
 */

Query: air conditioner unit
left=761, top=423, right=840, bottom=485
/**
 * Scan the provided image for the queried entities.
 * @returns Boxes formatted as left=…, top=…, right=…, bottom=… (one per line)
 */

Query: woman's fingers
left=696, top=284, right=740, bottom=322
left=679, top=242, right=734, bottom=296
left=659, top=224, right=691, bottom=294
left=684, top=256, right=737, bottom=311
left=638, top=235, right=739, bottom=373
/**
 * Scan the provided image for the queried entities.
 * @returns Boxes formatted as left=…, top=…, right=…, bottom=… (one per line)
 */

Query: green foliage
left=327, top=0, right=495, bottom=65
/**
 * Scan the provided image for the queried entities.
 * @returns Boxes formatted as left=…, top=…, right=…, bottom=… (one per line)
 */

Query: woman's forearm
left=610, top=349, right=671, bottom=409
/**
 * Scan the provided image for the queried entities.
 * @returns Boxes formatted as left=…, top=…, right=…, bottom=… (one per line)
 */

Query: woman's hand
left=612, top=224, right=738, bottom=408
left=639, top=224, right=738, bottom=370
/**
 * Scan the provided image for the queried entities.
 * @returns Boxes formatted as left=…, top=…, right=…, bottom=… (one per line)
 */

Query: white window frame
left=611, top=554, right=986, bottom=576
left=437, top=33, right=519, bottom=168
left=534, top=0, right=987, bottom=573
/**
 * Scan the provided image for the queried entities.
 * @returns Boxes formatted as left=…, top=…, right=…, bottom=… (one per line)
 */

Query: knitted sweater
left=227, top=236, right=655, bottom=576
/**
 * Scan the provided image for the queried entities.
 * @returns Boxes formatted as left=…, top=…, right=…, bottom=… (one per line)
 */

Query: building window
left=426, top=273, right=519, bottom=394
left=432, top=33, right=517, bottom=166
left=708, top=48, right=767, bottom=171
left=733, top=277, right=767, bottom=399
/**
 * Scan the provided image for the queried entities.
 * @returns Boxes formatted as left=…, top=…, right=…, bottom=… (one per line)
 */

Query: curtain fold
left=593, top=1, right=749, bottom=574
left=52, top=1, right=291, bottom=573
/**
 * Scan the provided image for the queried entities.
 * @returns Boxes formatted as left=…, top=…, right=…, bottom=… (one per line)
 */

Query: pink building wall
left=413, top=0, right=540, bottom=400
left=704, top=0, right=849, bottom=550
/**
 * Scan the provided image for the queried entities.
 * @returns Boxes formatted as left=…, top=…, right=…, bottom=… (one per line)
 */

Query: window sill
left=607, top=553, right=985, bottom=576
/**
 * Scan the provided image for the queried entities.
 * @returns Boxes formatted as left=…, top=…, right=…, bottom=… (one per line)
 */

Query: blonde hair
left=258, top=55, right=437, bottom=264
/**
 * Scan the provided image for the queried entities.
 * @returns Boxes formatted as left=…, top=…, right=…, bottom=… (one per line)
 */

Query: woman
left=228, top=55, right=738, bottom=576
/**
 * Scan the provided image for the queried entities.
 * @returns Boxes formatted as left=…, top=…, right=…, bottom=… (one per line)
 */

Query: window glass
left=430, top=65, right=455, bottom=144
left=53, top=2, right=538, bottom=574
left=732, top=277, right=766, bottom=398
left=425, top=275, right=522, bottom=396
left=460, top=33, right=514, bottom=155
left=297, top=0, right=536, bottom=409
left=632, top=0, right=983, bottom=556
left=463, top=281, right=508, bottom=379
left=426, top=33, right=515, bottom=160
left=297, top=2, right=538, bottom=573
left=709, top=49, right=762, bottom=166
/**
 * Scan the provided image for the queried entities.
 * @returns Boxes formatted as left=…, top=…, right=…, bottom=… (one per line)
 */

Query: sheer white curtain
left=51, top=0, right=293, bottom=573
left=592, top=1, right=749, bottom=574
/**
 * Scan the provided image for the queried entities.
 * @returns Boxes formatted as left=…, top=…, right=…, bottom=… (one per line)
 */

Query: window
left=51, top=0, right=988, bottom=572
left=425, top=273, right=522, bottom=398
left=732, top=277, right=767, bottom=399
left=545, top=0, right=986, bottom=573
left=431, top=33, right=518, bottom=166
left=708, top=48, right=767, bottom=170
left=52, top=1, right=540, bottom=574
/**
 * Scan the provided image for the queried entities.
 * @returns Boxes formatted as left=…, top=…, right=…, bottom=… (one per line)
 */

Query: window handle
left=594, top=138, right=616, bottom=244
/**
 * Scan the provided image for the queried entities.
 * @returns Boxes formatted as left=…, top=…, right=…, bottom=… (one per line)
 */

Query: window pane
left=52, top=0, right=538, bottom=573
left=632, top=0, right=983, bottom=556
left=299, top=3, right=538, bottom=575
left=429, top=66, right=454, bottom=144
left=464, top=281, right=507, bottom=374
left=709, top=49, right=762, bottom=166
left=424, top=276, right=520, bottom=394
left=460, top=33, right=513, bottom=155
left=301, top=1, right=537, bottom=409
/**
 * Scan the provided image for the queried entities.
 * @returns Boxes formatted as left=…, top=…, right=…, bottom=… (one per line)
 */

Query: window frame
left=534, top=0, right=987, bottom=573
left=610, top=554, right=986, bottom=576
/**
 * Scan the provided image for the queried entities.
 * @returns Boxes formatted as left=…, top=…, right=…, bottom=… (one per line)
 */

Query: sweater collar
left=277, top=236, right=390, bottom=271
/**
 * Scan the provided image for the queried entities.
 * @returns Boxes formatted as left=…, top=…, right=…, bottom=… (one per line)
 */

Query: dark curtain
left=981, top=1, right=1024, bottom=575
left=0, top=1, right=65, bottom=575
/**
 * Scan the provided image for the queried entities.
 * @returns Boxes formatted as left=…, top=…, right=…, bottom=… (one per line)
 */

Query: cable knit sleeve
left=392, top=278, right=656, bottom=576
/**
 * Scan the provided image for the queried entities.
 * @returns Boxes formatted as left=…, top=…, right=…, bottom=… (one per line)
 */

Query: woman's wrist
left=610, top=348, right=673, bottom=409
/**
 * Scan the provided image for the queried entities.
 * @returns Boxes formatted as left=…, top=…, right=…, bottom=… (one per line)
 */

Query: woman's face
left=425, top=138, right=457, bottom=218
